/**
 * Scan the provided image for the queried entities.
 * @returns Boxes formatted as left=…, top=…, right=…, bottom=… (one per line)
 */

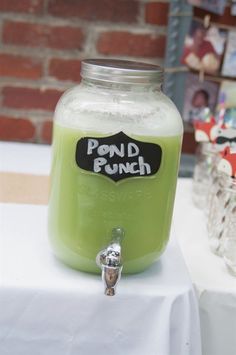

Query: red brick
left=2, top=87, right=63, bottom=111
left=97, top=31, right=166, bottom=58
left=194, top=6, right=236, bottom=27
left=49, top=58, right=81, bottom=82
left=48, top=0, right=138, bottom=23
left=3, top=21, right=84, bottom=50
left=145, top=2, right=169, bottom=26
left=0, top=0, right=43, bottom=14
left=41, top=120, right=53, bottom=144
left=0, top=116, right=35, bottom=141
left=0, top=54, right=42, bottom=79
left=182, top=132, right=197, bottom=154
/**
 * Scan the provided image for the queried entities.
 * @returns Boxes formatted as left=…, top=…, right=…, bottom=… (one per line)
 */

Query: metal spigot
left=96, top=227, right=124, bottom=296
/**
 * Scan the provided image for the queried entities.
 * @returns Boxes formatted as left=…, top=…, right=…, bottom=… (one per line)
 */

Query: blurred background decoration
left=0, top=0, right=235, bottom=158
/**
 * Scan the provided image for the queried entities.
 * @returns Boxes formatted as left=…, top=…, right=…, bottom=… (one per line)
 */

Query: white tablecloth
left=0, top=142, right=201, bottom=355
left=174, top=180, right=236, bottom=355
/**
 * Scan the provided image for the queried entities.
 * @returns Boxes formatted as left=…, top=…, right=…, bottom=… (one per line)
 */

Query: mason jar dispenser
left=48, top=59, right=183, bottom=295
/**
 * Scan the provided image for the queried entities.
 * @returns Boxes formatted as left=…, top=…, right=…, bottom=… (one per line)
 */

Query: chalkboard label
left=75, top=131, right=162, bottom=182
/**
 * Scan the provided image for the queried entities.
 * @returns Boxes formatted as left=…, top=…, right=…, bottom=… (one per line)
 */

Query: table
left=174, top=180, right=236, bottom=355
left=0, top=142, right=201, bottom=355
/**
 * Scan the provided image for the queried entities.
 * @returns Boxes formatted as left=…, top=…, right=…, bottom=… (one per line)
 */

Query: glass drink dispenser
left=48, top=59, right=183, bottom=295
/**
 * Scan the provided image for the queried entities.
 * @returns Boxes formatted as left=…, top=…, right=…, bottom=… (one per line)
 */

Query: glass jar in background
left=223, top=237, right=236, bottom=276
left=48, top=59, right=183, bottom=274
left=207, top=174, right=235, bottom=255
left=223, top=217, right=236, bottom=276
left=192, top=142, right=218, bottom=209
left=220, top=179, right=236, bottom=275
left=206, top=171, right=220, bottom=220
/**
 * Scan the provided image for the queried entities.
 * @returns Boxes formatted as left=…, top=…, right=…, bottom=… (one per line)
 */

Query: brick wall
left=0, top=0, right=169, bottom=144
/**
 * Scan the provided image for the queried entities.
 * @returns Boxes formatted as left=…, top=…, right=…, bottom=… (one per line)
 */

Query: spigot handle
left=111, top=227, right=124, bottom=244
left=96, top=227, right=124, bottom=296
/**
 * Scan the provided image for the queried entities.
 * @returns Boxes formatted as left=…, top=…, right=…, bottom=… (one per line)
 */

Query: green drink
left=48, top=122, right=182, bottom=273
left=48, top=58, right=183, bottom=288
